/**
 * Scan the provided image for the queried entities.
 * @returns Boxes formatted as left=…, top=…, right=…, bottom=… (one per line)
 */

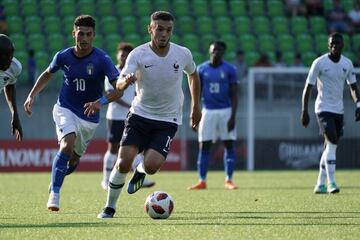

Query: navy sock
left=224, top=148, right=236, bottom=180
left=50, top=152, right=70, bottom=193
left=66, top=160, right=80, bottom=175
left=197, top=150, right=210, bottom=181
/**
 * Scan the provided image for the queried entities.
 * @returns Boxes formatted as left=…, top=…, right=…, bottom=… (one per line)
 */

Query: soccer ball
left=144, top=191, right=174, bottom=219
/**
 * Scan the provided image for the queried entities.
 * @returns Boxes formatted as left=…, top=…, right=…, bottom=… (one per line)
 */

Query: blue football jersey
left=49, top=47, right=119, bottom=123
left=197, top=60, right=238, bottom=109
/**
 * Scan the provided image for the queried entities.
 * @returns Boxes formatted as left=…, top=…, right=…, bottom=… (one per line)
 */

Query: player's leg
left=66, top=152, right=80, bottom=175
left=314, top=141, right=327, bottom=194
left=223, top=140, right=238, bottom=190
left=131, top=153, right=155, bottom=188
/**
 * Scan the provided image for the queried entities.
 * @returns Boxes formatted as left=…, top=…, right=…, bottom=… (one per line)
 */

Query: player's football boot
left=142, top=178, right=156, bottom=188
left=97, top=207, right=116, bottom=219
left=127, top=169, right=146, bottom=194
left=47, top=192, right=60, bottom=211
left=187, top=181, right=207, bottom=190
left=314, top=184, right=327, bottom=194
left=327, top=182, right=340, bottom=194
left=224, top=180, right=238, bottom=190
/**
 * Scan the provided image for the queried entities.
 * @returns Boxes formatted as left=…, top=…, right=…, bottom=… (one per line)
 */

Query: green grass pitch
left=1, top=171, right=360, bottom=240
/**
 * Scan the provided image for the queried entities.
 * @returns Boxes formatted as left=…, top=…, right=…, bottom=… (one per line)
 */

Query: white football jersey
left=105, top=66, right=135, bottom=120
left=0, top=57, right=22, bottom=93
left=119, top=42, right=196, bottom=125
left=306, top=54, right=357, bottom=114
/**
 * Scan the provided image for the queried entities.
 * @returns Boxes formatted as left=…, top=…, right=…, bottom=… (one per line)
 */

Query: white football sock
left=316, top=151, right=327, bottom=186
left=131, top=154, right=144, bottom=171
left=324, top=143, right=337, bottom=184
left=105, top=168, right=126, bottom=210
left=135, top=157, right=146, bottom=174
left=102, top=151, right=117, bottom=183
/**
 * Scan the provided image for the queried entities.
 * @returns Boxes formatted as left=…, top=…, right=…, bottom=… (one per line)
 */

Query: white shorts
left=52, top=104, right=98, bottom=156
left=198, top=108, right=237, bottom=142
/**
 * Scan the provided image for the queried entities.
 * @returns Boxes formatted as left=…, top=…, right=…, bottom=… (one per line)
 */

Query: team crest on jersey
left=87, top=63, right=94, bottom=75
left=220, top=71, right=225, bottom=79
left=173, top=62, right=179, bottom=73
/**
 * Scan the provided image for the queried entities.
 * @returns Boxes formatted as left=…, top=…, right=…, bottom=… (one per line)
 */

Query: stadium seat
left=28, top=33, right=46, bottom=51
left=182, top=34, right=199, bottom=52
left=234, top=16, right=250, bottom=34
left=59, top=0, right=76, bottom=16
left=25, top=16, right=42, bottom=34
left=344, top=51, right=355, bottom=62
left=170, top=34, right=180, bottom=44
left=105, top=34, right=122, bottom=53
left=135, top=0, right=152, bottom=17
left=290, top=16, right=309, bottom=35
left=272, top=16, right=289, bottom=35
left=210, top=0, right=227, bottom=17
left=173, top=0, right=189, bottom=17
left=11, top=34, right=26, bottom=52
left=277, top=33, right=295, bottom=52
left=352, top=34, right=360, bottom=52
left=101, top=16, right=118, bottom=33
left=225, top=51, right=236, bottom=63
left=200, top=33, right=216, bottom=52
left=2, top=0, right=18, bottom=16
left=295, top=34, right=314, bottom=52
left=283, top=51, right=295, bottom=65
left=196, top=16, right=213, bottom=35
left=229, top=0, right=246, bottom=16
left=309, top=17, right=327, bottom=34
left=343, top=0, right=354, bottom=12
left=22, top=0, right=38, bottom=16
left=215, top=17, right=232, bottom=35
left=323, top=0, right=333, bottom=11
left=39, top=0, right=56, bottom=16
left=14, top=50, right=27, bottom=69
left=93, top=36, right=104, bottom=49
left=154, top=0, right=171, bottom=11
left=191, top=0, right=209, bottom=17
left=121, top=16, right=137, bottom=35
left=44, top=16, right=61, bottom=34
left=34, top=50, right=50, bottom=71
left=343, top=34, right=351, bottom=51
left=78, top=0, right=96, bottom=15
left=302, top=51, right=317, bottom=67
left=178, top=16, right=194, bottom=34
left=314, top=34, right=328, bottom=54
left=192, top=51, right=204, bottom=65
left=222, top=33, right=237, bottom=53
left=7, top=16, right=23, bottom=34
left=98, top=0, right=113, bottom=16
left=139, top=16, right=150, bottom=36
left=253, top=16, right=271, bottom=35
left=244, top=51, right=260, bottom=66
left=124, top=33, right=142, bottom=47
left=48, top=33, right=65, bottom=53
left=248, top=0, right=265, bottom=16
left=66, top=35, right=74, bottom=47
left=239, top=34, right=257, bottom=52
left=115, top=0, right=133, bottom=16
left=267, top=0, right=284, bottom=17
left=258, top=34, right=276, bottom=53
left=62, top=16, right=75, bottom=34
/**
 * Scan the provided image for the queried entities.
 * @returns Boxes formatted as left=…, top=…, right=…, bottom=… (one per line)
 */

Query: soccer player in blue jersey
left=188, top=41, right=239, bottom=190
left=23, top=15, right=120, bottom=211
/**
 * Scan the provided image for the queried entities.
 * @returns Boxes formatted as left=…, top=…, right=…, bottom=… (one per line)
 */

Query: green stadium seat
left=182, top=34, right=199, bottom=52
left=173, top=0, right=189, bottom=17
left=25, top=16, right=42, bottom=34
left=245, top=51, right=260, bottom=66
left=234, top=16, right=250, bottom=34
left=44, top=16, right=61, bottom=34
left=139, top=16, right=150, bottom=36
left=197, top=16, right=213, bottom=35
left=302, top=51, right=317, bottom=67
left=115, top=0, right=132, bottom=16
left=277, top=33, right=295, bottom=52
left=154, top=0, right=171, bottom=11
left=344, top=51, right=355, bottom=62
left=22, top=0, right=38, bottom=16
left=66, top=35, right=74, bottom=47
left=63, top=16, right=75, bottom=34
left=239, top=34, right=257, bottom=52
left=283, top=51, right=295, bottom=65
left=295, top=34, right=314, bottom=52
left=7, top=16, right=23, bottom=34
left=253, top=16, right=271, bottom=35
left=59, top=0, right=77, bottom=16
left=11, top=34, right=26, bottom=52
left=309, top=17, right=327, bottom=34
left=343, top=34, right=351, bottom=51
left=34, top=51, right=50, bottom=71
left=249, top=0, right=265, bottom=16
left=170, top=34, right=180, bottom=44
left=78, top=0, right=96, bottom=15
left=14, top=50, right=27, bottom=68
left=267, top=0, right=284, bottom=17
left=48, top=33, right=65, bottom=53
left=121, top=16, right=137, bottom=35
left=39, top=0, right=57, bottom=16
left=135, top=0, right=152, bottom=17
left=101, top=16, right=118, bottom=33
left=229, top=0, right=246, bottom=16
left=178, top=16, right=194, bottom=34
left=323, top=0, right=333, bottom=11
left=98, top=0, right=113, bottom=16
left=191, top=0, right=208, bottom=16
left=352, top=34, right=360, bottom=52
left=210, top=0, right=227, bottom=17
left=105, top=34, right=122, bottom=53
left=201, top=34, right=216, bottom=48
left=290, top=16, right=308, bottom=35
left=258, top=34, right=276, bottom=53
left=2, top=0, right=19, bottom=16
left=192, top=51, right=204, bottom=65
left=222, top=34, right=237, bottom=52
left=124, top=33, right=142, bottom=47
left=272, top=16, right=289, bottom=35
left=225, top=51, right=236, bottom=63
left=314, top=34, right=328, bottom=54
left=28, top=33, right=46, bottom=51
left=215, top=17, right=232, bottom=35
left=93, top=36, right=104, bottom=49
left=343, top=0, right=354, bottom=12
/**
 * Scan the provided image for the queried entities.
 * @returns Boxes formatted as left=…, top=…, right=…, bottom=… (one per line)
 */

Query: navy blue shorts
left=316, top=111, right=344, bottom=138
left=107, top=119, right=125, bottom=143
left=120, top=113, right=178, bottom=158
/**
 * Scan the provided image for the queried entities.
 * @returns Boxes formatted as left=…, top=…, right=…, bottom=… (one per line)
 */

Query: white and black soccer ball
left=144, top=191, right=174, bottom=219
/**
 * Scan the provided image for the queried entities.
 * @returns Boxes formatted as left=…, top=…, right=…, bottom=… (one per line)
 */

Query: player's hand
left=300, top=110, right=310, bottom=127
left=190, top=106, right=202, bottom=131
left=11, top=115, right=23, bottom=141
left=124, top=73, right=137, bottom=85
left=24, top=96, right=34, bottom=117
left=227, top=117, right=235, bottom=132
left=84, top=101, right=101, bottom=117
left=355, top=107, right=360, bottom=121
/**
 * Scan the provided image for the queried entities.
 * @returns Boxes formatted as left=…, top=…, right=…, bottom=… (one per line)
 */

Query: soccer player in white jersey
left=301, top=32, right=360, bottom=194
left=91, top=11, right=202, bottom=218
left=0, top=34, right=23, bottom=141
left=101, top=42, right=155, bottom=190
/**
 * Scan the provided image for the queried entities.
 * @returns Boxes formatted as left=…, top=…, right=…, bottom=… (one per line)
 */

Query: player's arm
left=187, top=70, right=202, bottom=130
left=301, top=83, right=313, bottom=127
left=24, top=68, right=53, bottom=117
left=4, top=83, right=23, bottom=141
left=228, top=83, right=238, bottom=132
left=349, top=82, right=360, bottom=121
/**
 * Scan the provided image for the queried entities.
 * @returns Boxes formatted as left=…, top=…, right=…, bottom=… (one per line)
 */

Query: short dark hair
left=0, top=34, right=14, bottom=53
left=151, top=11, right=174, bottom=22
left=117, top=42, right=134, bottom=53
left=210, top=40, right=227, bottom=50
left=74, top=15, right=96, bottom=29
left=329, top=32, right=343, bottom=41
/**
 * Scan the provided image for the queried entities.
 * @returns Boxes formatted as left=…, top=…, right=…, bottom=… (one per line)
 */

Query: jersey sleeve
left=183, top=48, right=196, bottom=75
left=306, top=58, right=320, bottom=85
left=12, top=57, right=22, bottom=78
left=48, top=51, right=62, bottom=73
left=119, top=50, right=138, bottom=77
left=103, top=54, right=120, bottom=85
left=346, top=61, right=357, bottom=85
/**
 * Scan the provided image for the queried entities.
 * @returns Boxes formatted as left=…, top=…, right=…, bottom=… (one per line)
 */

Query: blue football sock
left=66, top=160, right=80, bottom=175
left=50, top=152, right=70, bottom=193
left=224, top=148, right=236, bottom=180
left=197, top=150, right=210, bottom=181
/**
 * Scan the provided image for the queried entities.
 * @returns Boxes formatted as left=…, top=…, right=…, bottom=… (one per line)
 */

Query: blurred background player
left=95, top=11, right=201, bottom=218
left=101, top=42, right=155, bottom=190
left=0, top=34, right=23, bottom=141
left=188, top=41, right=238, bottom=190
left=301, top=32, right=360, bottom=194
left=23, top=15, right=120, bottom=211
